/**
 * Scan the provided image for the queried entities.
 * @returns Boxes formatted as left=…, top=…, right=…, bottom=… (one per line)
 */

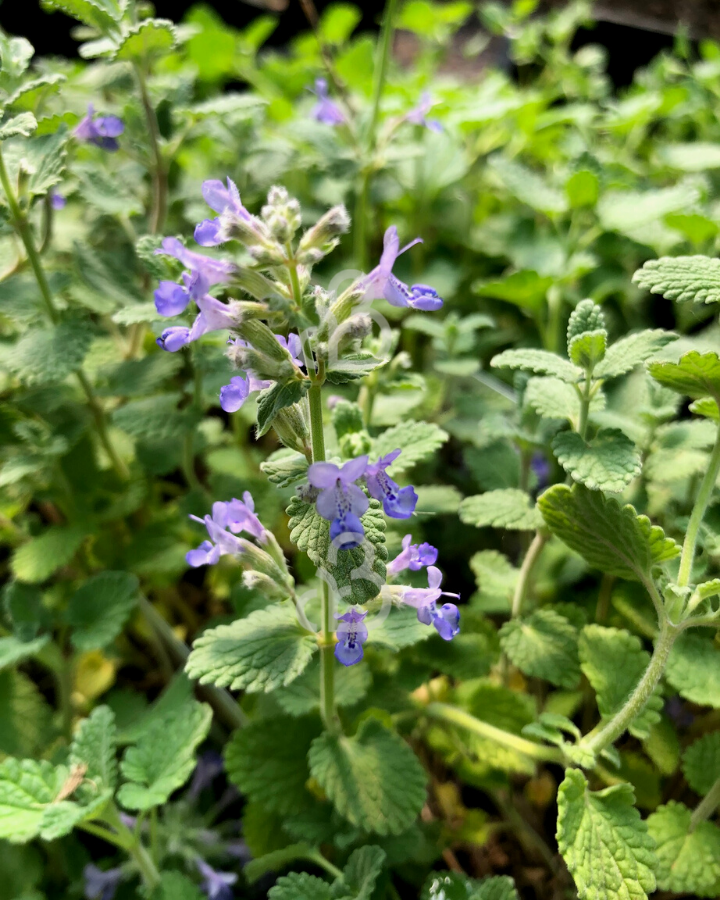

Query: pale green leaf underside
left=0, top=635, right=50, bottom=671
left=538, top=484, right=680, bottom=581
left=552, top=428, right=641, bottom=492
left=459, top=489, right=543, bottom=530
left=648, top=801, right=720, bottom=896
left=186, top=602, right=317, bottom=693
left=594, top=330, right=677, bottom=379
left=268, top=873, right=332, bottom=900
left=421, top=872, right=520, bottom=900
left=525, top=376, right=605, bottom=423
left=70, top=705, right=118, bottom=792
left=633, top=255, right=720, bottom=304
left=556, top=768, right=657, bottom=900
left=491, top=348, right=581, bottom=383
left=500, top=609, right=580, bottom=688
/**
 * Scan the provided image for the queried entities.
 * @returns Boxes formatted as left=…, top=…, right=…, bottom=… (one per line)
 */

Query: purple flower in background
left=195, top=177, right=254, bottom=247
left=362, top=226, right=443, bottom=311
left=387, top=534, right=438, bottom=577
left=365, top=451, right=418, bottom=519
left=334, top=607, right=368, bottom=666
left=405, top=91, right=443, bottom=132
left=188, top=751, right=224, bottom=801
left=531, top=452, right=551, bottom=490
left=83, top=865, right=122, bottom=900
left=74, top=104, right=124, bottom=151
left=196, top=858, right=237, bottom=900
left=311, top=78, right=346, bottom=125
left=50, top=189, right=66, bottom=210
left=401, top=566, right=460, bottom=640
left=186, top=494, right=265, bottom=567
left=308, top=456, right=369, bottom=550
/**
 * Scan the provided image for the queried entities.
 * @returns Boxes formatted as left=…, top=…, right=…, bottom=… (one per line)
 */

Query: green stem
left=677, top=421, right=720, bottom=587
left=368, top=0, right=398, bottom=145
left=354, top=170, right=370, bottom=270
left=578, top=373, right=592, bottom=441
left=511, top=530, right=547, bottom=618
left=690, top=775, right=720, bottom=830
left=581, top=620, right=679, bottom=756
left=425, top=702, right=564, bottom=764
left=133, top=62, right=167, bottom=234
left=306, top=849, right=343, bottom=880
left=56, top=650, right=74, bottom=741
left=85, top=804, right=161, bottom=891
left=308, top=383, right=326, bottom=463
left=0, top=145, right=129, bottom=481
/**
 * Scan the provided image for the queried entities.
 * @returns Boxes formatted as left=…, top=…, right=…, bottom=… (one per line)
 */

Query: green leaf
left=27, top=128, right=68, bottom=198
left=552, top=429, right=641, bottom=492
left=0, top=758, right=61, bottom=843
left=336, top=845, right=386, bottom=900
left=556, top=768, right=657, bottom=900
left=319, top=3, right=362, bottom=42
left=260, top=449, right=309, bottom=488
left=658, top=142, right=720, bottom=171
left=459, top=489, right=543, bottom=530
left=268, top=873, right=332, bottom=900
left=4, top=315, right=93, bottom=385
left=647, top=351, right=720, bottom=401
left=76, top=164, right=144, bottom=217
left=690, top=397, right=720, bottom=420
left=152, top=872, right=204, bottom=900
left=0, top=635, right=49, bottom=671
left=568, top=330, right=606, bottom=371
left=10, top=526, right=87, bottom=584
left=309, top=718, right=427, bottom=835
left=0, top=670, right=51, bottom=758
left=186, top=603, right=317, bottom=693
left=633, top=255, right=720, bottom=304
left=113, top=19, right=176, bottom=61
left=599, top=185, right=699, bottom=235
left=421, top=872, right=519, bottom=900
left=372, top=421, right=448, bottom=472
left=648, top=801, right=720, bottom=896
left=366, top=605, right=433, bottom=650
left=579, top=625, right=662, bottom=740
left=0, top=112, right=37, bottom=140
left=70, top=706, right=117, bottom=792
left=473, top=270, right=553, bottom=312
left=74, top=242, right=144, bottom=307
left=224, top=715, right=319, bottom=815
left=524, top=376, right=604, bottom=423
left=682, top=731, right=720, bottom=795
left=117, top=699, right=212, bottom=811
left=469, top=550, right=517, bottom=614
left=489, top=156, right=568, bottom=214
left=665, top=632, right=720, bottom=708
left=274, top=656, right=370, bottom=716
left=491, top=348, right=580, bottom=382
left=566, top=170, right=599, bottom=208
left=594, top=330, right=677, bottom=379
left=287, top=497, right=387, bottom=603
left=66, top=572, right=139, bottom=651
left=245, top=843, right=318, bottom=885
left=568, top=300, right=606, bottom=341
left=40, top=0, right=120, bottom=32
left=415, top=485, right=464, bottom=515
left=256, top=381, right=310, bottom=437
left=538, top=484, right=680, bottom=580
left=113, top=394, right=198, bottom=442
left=500, top=609, right=580, bottom=688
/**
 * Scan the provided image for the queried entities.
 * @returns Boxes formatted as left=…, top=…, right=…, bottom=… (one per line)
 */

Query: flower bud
left=235, top=319, right=293, bottom=362
left=262, top=186, right=302, bottom=243
left=242, top=570, right=290, bottom=602
left=231, top=346, right=297, bottom=382
left=272, top=403, right=311, bottom=458
left=297, top=205, right=350, bottom=265
left=340, top=431, right=372, bottom=458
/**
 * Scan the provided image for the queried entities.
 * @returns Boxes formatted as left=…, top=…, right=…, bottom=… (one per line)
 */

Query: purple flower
left=74, top=104, right=124, bottom=151
left=401, top=566, right=460, bottom=640
left=387, top=534, right=438, bottom=577
left=335, top=607, right=368, bottom=666
left=50, top=189, right=66, bottom=210
left=154, top=237, right=234, bottom=318
left=219, top=333, right=303, bottom=411
left=195, top=177, right=254, bottom=247
left=196, top=858, right=237, bottom=900
left=157, top=326, right=191, bottom=352
left=308, top=456, right=369, bottom=550
left=188, top=751, right=224, bottom=801
left=83, top=865, right=122, bottom=900
left=365, top=450, right=418, bottom=519
left=531, top=452, right=551, bottom=490
left=276, top=332, right=304, bottom=367
left=362, top=226, right=443, bottom=311
left=219, top=376, right=250, bottom=413
left=311, top=78, right=346, bottom=126
left=186, top=494, right=265, bottom=567
left=156, top=294, right=237, bottom=353
left=405, top=92, right=443, bottom=132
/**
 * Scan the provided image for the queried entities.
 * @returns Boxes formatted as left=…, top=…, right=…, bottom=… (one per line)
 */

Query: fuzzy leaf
left=309, top=718, right=427, bottom=835
left=186, top=603, right=317, bottom=693
left=153, top=873, right=204, bottom=900
left=633, top=255, right=720, bottom=304
left=556, top=768, right=657, bottom=900
left=459, top=489, right=543, bottom=530
left=40, top=0, right=120, bottom=32
left=421, top=873, right=519, bottom=900
left=552, top=429, right=641, bottom=492
left=112, top=394, right=199, bottom=441
left=260, top=450, right=308, bottom=488
left=10, top=526, right=87, bottom=584
left=366, top=605, right=434, bottom=650
left=66, top=571, right=139, bottom=651
left=113, top=19, right=176, bottom=60
left=27, top=128, right=68, bottom=197
left=117, top=700, right=212, bottom=811
left=599, top=185, right=699, bottom=235
left=4, top=315, right=93, bottom=385
left=682, top=731, right=720, bottom=795
left=473, top=270, right=553, bottom=312
left=579, top=625, right=662, bottom=740
left=224, top=715, right=318, bottom=816
left=287, top=497, right=387, bottom=603
left=0, top=635, right=50, bottom=671
left=372, top=421, right=448, bottom=472
left=647, top=351, right=720, bottom=401
left=690, top=397, right=720, bottom=420
left=500, top=609, right=580, bottom=688
left=268, top=873, right=333, bottom=900
left=336, top=845, right=386, bottom=900
left=594, top=330, right=677, bottom=379
left=257, top=381, right=310, bottom=437
left=538, top=484, right=679, bottom=580
left=491, top=348, right=580, bottom=382
left=568, top=300, right=606, bottom=341
left=648, top=801, right=720, bottom=896
left=469, top=550, right=517, bottom=613
left=524, top=376, right=604, bottom=423
left=568, top=330, right=606, bottom=370
left=274, top=656, right=370, bottom=716
left=0, top=758, right=61, bottom=843
left=70, top=705, right=117, bottom=792
left=665, top=632, right=720, bottom=708
left=0, top=112, right=36, bottom=140
left=489, top=156, right=568, bottom=214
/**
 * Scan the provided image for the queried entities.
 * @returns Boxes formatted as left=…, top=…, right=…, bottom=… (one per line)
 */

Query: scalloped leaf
left=568, top=330, right=606, bottom=370
left=552, top=428, right=641, bottom=492
left=500, top=609, right=580, bottom=688
left=113, top=19, right=176, bottom=61
left=372, top=421, right=448, bottom=473
left=647, top=351, right=720, bottom=401
left=682, top=731, right=720, bottom=796
left=665, top=632, right=720, bottom=708
left=538, top=484, right=680, bottom=580
left=595, top=330, right=677, bottom=379
left=633, top=256, right=720, bottom=304
left=524, top=376, right=604, bottom=424
left=491, top=348, right=580, bottom=382
left=648, top=801, right=720, bottom=896
left=459, top=489, right=543, bottom=530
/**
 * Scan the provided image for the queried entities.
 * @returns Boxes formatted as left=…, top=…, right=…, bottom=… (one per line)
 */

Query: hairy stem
left=678, top=420, right=720, bottom=587
left=690, top=774, right=720, bottom=830
left=581, top=620, right=678, bottom=756
left=133, top=62, right=167, bottom=234
left=0, top=145, right=130, bottom=480
left=425, top=702, right=564, bottom=764
left=511, top=530, right=548, bottom=618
